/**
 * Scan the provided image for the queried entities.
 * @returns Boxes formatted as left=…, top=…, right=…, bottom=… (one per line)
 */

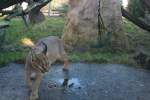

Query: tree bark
left=121, top=7, right=150, bottom=32
left=101, top=0, right=128, bottom=50
left=63, top=0, right=128, bottom=50
left=141, top=0, right=150, bottom=12
left=63, top=0, right=99, bottom=48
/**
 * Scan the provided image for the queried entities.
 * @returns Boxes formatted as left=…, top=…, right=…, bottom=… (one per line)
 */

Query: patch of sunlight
left=20, top=37, right=34, bottom=47
left=122, top=0, right=128, bottom=8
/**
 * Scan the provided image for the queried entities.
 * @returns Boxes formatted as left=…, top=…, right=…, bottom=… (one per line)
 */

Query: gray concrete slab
left=0, top=63, right=150, bottom=100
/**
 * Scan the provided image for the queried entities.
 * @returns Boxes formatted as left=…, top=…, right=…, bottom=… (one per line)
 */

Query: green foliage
left=123, top=18, right=150, bottom=52
left=128, top=0, right=145, bottom=17
left=0, top=51, right=26, bottom=66
left=0, top=17, right=149, bottom=67
left=68, top=51, right=131, bottom=64
left=0, top=17, right=64, bottom=66
left=0, top=21, right=9, bottom=48
left=5, top=17, right=64, bottom=42
left=0, top=29, right=6, bottom=48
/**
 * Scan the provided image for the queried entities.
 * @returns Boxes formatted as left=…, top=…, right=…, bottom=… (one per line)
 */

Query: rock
left=133, top=50, right=150, bottom=69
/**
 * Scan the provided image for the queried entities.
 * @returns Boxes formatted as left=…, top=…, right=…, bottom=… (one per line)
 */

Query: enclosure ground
left=0, top=63, right=150, bottom=100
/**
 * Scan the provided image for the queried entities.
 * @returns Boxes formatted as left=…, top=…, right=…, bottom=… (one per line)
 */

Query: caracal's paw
left=62, top=67, right=69, bottom=72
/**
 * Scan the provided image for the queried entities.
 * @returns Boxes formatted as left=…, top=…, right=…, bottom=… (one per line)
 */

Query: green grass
left=69, top=51, right=131, bottom=64
left=0, top=51, right=26, bottom=65
left=123, top=18, right=150, bottom=52
left=0, top=17, right=149, bottom=66
left=0, top=17, right=65, bottom=66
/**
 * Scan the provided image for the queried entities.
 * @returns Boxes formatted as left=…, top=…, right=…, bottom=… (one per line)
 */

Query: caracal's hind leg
left=63, top=56, right=69, bottom=70
left=59, top=53, right=70, bottom=87
left=30, top=72, right=43, bottom=100
left=58, top=40, right=69, bottom=70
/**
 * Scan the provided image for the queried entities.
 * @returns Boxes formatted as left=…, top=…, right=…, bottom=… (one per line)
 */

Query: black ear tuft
left=41, top=41, right=47, bottom=55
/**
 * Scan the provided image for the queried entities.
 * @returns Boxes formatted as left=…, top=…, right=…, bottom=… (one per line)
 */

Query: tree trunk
left=63, top=0, right=99, bottom=48
left=101, top=0, right=128, bottom=50
left=63, top=0, right=128, bottom=50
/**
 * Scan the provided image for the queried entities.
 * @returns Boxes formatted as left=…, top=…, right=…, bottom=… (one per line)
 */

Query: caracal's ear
left=41, top=41, right=47, bottom=55
left=21, top=38, right=35, bottom=49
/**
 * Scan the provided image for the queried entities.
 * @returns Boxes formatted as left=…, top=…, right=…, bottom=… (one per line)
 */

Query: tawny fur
left=25, top=36, right=69, bottom=100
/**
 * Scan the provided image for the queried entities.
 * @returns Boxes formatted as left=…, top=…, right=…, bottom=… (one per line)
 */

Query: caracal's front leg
left=26, top=70, right=32, bottom=91
left=30, top=72, right=43, bottom=100
left=25, top=64, right=32, bottom=91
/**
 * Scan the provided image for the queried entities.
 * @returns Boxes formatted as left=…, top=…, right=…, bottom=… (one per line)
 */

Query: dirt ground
left=0, top=63, right=150, bottom=100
